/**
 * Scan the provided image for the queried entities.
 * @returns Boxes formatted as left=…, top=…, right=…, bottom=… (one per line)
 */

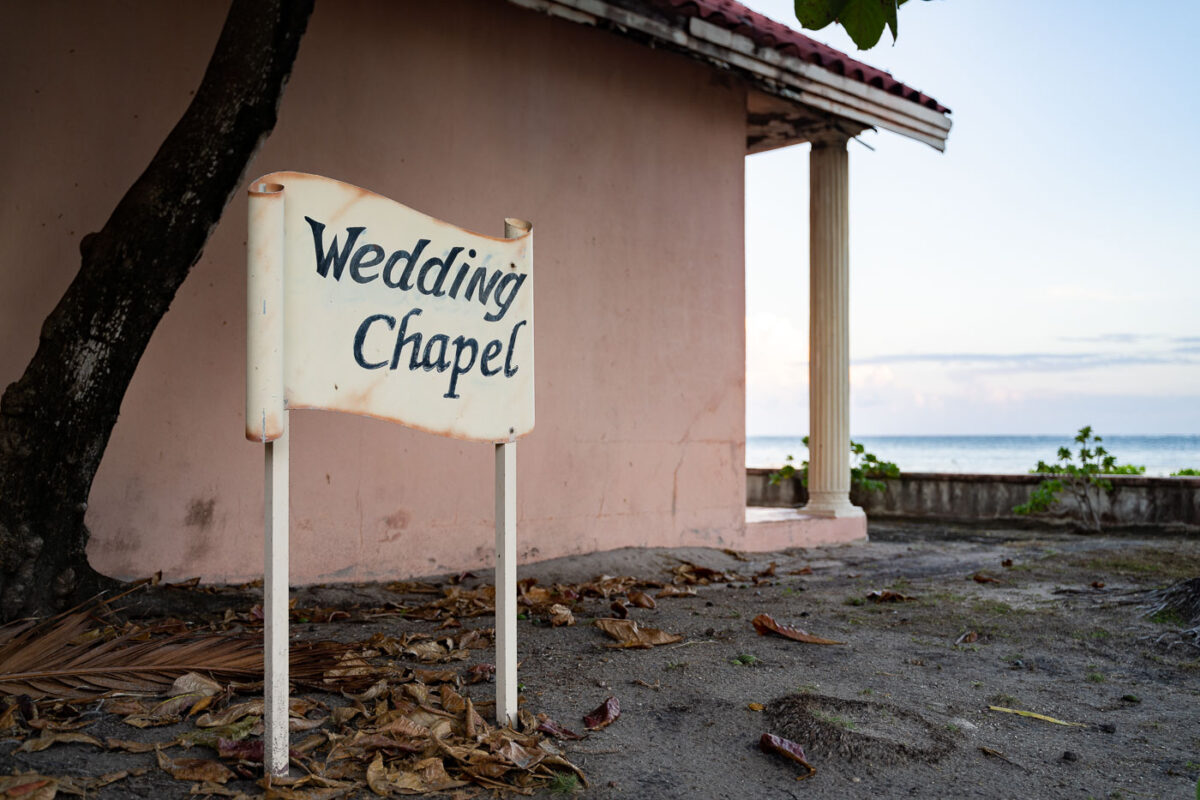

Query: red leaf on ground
left=536, top=713, right=583, bottom=740
left=955, top=631, right=979, bottom=645
left=583, top=697, right=620, bottom=731
left=1090, top=581, right=1105, bottom=589
left=972, top=573, right=1002, bottom=584
left=751, top=614, right=844, bottom=645
left=788, top=566, right=814, bottom=576
left=759, top=733, right=816, bottom=781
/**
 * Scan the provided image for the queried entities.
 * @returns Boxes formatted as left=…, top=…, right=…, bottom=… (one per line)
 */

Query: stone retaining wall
left=747, top=469, right=1200, bottom=533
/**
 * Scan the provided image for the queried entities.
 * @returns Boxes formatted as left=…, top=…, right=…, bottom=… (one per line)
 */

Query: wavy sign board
left=245, top=172, right=532, bottom=776
left=247, top=171, right=534, bottom=443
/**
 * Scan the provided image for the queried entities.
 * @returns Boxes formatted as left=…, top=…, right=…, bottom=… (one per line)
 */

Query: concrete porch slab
left=745, top=506, right=868, bottom=549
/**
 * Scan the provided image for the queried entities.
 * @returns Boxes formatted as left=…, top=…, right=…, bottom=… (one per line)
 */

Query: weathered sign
left=247, top=171, right=533, bottom=443
left=246, top=172, right=532, bottom=777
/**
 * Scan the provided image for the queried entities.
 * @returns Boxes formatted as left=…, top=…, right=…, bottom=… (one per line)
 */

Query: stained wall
left=0, top=0, right=747, bottom=582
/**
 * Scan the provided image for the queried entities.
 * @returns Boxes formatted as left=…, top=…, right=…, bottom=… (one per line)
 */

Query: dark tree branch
left=0, top=0, right=314, bottom=621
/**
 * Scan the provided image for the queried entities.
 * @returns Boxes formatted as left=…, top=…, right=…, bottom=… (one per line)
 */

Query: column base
left=801, top=492, right=866, bottom=519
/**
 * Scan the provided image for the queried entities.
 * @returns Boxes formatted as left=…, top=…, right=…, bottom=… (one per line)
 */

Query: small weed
left=1150, top=609, right=1186, bottom=626
left=731, top=653, right=760, bottom=667
left=944, top=722, right=961, bottom=733
left=972, top=599, right=1016, bottom=616
left=548, top=771, right=580, bottom=795
left=1086, top=672, right=1106, bottom=683
left=796, top=683, right=820, bottom=694
left=1120, top=694, right=1140, bottom=703
left=517, top=612, right=529, bottom=620
left=782, top=587, right=797, bottom=597
left=971, top=681, right=983, bottom=689
left=1001, top=652, right=1024, bottom=664
left=844, top=596, right=866, bottom=607
left=664, top=661, right=688, bottom=671
left=812, top=709, right=856, bottom=730
left=859, top=688, right=874, bottom=696
left=889, top=578, right=912, bottom=591
left=989, top=693, right=1018, bottom=706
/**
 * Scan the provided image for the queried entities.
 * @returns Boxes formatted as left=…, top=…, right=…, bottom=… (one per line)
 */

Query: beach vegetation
left=768, top=437, right=900, bottom=493
left=1013, top=426, right=1145, bottom=532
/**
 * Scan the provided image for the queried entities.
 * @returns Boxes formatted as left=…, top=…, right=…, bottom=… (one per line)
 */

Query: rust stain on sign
left=245, top=172, right=534, bottom=443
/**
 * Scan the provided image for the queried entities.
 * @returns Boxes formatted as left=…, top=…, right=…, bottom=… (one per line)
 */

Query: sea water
left=745, top=435, right=1200, bottom=477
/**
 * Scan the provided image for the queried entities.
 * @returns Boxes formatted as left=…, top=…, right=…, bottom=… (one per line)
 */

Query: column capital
left=808, top=128, right=852, bottom=150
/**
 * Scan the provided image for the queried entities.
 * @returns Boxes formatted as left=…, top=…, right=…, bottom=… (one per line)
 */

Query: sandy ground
left=3, top=521, right=1200, bottom=799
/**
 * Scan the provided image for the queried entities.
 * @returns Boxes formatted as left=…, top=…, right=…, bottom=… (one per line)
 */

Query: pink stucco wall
left=0, top=0, right=747, bottom=583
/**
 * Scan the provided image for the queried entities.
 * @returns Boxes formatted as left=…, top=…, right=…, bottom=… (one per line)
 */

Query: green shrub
left=1014, top=426, right=1144, bottom=532
left=768, top=437, right=899, bottom=494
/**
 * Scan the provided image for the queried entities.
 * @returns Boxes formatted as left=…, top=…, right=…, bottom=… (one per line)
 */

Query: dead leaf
left=866, top=590, right=915, bottom=603
left=755, top=563, right=778, bottom=580
left=971, top=573, right=1002, bottom=584
left=1001, top=559, right=1013, bottom=568
left=0, top=775, right=57, bottom=800
left=654, top=586, right=696, bottom=599
left=721, top=548, right=749, bottom=562
left=608, top=601, right=629, bottom=619
left=747, top=702, right=765, bottom=712
left=583, top=697, right=620, bottom=731
left=987, top=706, right=1086, bottom=727
left=106, top=738, right=161, bottom=754
left=19, top=731, right=103, bottom=752
left=627, top=591, right=656, bottom=610
left=787, top=566, right=814, bottom=576
left=593, top=619, right=682, bottom=649
left=157, top=748, right=235, bottom=784
left=465, top=664, right=495, bottom=684
left=196, top=700, right=263, bottom=728
left=751, top=614, right=844, bottom=645
left=536, top=713, right=583, bottom=740
left=217, top=737, right=265, bottom=762
left=955, top=631, right=979, bottom=645
left=1090, top=581, right=1105, bottom=589
left=548, top=605, right=575, bottom=627
left=759, top=733, right=816, bottom=781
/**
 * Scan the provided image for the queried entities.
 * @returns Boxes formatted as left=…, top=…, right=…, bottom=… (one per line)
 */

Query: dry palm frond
left=0, top=599, right=363, bottom=700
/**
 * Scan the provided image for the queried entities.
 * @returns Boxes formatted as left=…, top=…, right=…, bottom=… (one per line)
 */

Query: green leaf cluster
left=767, top=437, right=899, bottom=494
left=794, top=0, right=910, bottom=49
left=1171, top=468, right=1200, bottom=477
left=1013, top=426, right=1144, bottom=532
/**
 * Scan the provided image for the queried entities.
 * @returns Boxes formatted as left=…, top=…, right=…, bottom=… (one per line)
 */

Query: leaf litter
left=0, top=565, right=700, bottom=797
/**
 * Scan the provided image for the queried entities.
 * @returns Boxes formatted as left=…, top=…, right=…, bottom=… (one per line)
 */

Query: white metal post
left=494, top=440, right=517, bottom=726
left=263, top=416, right=290, bottom=776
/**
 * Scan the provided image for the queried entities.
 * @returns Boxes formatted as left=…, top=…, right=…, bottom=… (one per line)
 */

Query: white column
left=804, top=133, right=863, bottom=519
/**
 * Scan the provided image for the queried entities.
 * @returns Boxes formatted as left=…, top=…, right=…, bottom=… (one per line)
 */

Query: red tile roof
left=637, top=0, right=949, bottom=114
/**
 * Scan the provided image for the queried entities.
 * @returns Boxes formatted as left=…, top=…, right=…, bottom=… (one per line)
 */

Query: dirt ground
left=3, top=521, right=1200, bottom=799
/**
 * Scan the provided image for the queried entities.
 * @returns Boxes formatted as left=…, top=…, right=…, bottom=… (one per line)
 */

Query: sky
left=740, top=0, right=1200, bottom=436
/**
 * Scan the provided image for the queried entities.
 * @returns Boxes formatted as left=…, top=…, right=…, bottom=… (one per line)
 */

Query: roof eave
left=506, top=0, right=952, bottom=152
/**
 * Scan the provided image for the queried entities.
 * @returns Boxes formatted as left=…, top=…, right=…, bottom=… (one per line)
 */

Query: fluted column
left=804, top=133, right=863, bottom=518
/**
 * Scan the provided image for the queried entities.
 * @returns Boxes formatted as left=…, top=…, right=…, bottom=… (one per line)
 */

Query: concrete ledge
left=746, top=506, right=868, bottom=548
left=747, top=468, right=1200, bottom=533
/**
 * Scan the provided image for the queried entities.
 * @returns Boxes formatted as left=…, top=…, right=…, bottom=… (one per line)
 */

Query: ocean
left=745, top=435, right=1200, bottom=477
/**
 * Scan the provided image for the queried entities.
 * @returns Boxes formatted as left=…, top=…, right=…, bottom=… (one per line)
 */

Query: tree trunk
left=0, top=0, right=313, bottom=621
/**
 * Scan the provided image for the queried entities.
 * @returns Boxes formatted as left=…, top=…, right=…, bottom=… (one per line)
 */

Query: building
left=0, top=0, right=949, bottom=583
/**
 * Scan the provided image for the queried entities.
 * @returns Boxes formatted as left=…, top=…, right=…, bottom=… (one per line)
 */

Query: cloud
left=850, top=349, right=1197, bottom=372
left=1058, top=333, right=1151, bottom=344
